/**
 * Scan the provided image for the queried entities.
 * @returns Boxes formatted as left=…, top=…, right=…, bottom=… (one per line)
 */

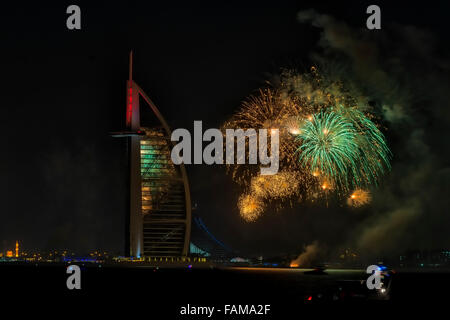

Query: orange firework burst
left=223, top=88, right=318, bottom=199
left=250, top=171, right=302, bottom=200
left=222, top=89, right=314, bottom=173
left=238, top=193, right=264, bottom=222
left=347, top=189, right=371, bottom=207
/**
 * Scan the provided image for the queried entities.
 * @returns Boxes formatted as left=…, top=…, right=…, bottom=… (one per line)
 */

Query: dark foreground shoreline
left=1, top=263, right=449, bottom=314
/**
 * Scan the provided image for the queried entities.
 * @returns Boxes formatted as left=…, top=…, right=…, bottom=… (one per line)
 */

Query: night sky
left=2, top=1, right=450, bottom=258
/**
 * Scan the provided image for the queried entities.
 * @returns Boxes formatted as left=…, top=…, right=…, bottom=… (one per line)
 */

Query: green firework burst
left=296, top=108, right=392, bottom=191
left=296, top=111, right=359, bottom=188
left=340, top=107, right=392, bottom=187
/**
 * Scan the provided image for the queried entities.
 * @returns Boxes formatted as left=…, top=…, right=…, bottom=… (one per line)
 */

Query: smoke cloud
left=297, top=9, right=450, bottom=259
left=290, top=241, right=322, bottom=267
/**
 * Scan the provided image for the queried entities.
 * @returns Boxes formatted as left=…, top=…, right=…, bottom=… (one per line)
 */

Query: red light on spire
left=126, top=51, right=133, bottom=128
left=126, top=85, right=133, bottom=127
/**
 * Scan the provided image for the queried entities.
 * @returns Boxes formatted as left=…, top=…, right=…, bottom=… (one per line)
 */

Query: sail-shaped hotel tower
left=112, top=52, right=191, bottom=258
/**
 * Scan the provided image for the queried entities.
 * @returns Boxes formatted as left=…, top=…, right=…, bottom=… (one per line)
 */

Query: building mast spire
left=129, top=50, right=133, bottom=83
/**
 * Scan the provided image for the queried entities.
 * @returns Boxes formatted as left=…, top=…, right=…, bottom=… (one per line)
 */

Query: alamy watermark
left=170, top=121, right=279, bottom=175
left=366, top=264, right=382, bottom=290
left=66, top=265, right=81, bottom=290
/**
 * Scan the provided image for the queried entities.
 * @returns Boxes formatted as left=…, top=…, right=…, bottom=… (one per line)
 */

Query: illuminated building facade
left=113, top=52, right=191, bottom=258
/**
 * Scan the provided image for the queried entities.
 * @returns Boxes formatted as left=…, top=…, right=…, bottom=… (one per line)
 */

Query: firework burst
left=222, top=88, right=318, bottom=197
left=296, top=110, right=359, bottom=191
left=224, top=67, right=391, bottom=221
left=347, top=189, right=372, bottom=207
left=238, top=193, right=264, bottom=222
left=223, top=89, right=301, bottom=177
left=250, top=171, right=302, bottom=200
left=296, top=107, right=391, bottom=192
left=340, top=107, right=392, bottom=187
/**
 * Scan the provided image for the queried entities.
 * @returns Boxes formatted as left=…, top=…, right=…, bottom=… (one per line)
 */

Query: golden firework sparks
left=250, top=171, right=302, bottom=200
left=238, top=194, right=264, bottom=222
left=347, top=189, right=371, bottom=207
